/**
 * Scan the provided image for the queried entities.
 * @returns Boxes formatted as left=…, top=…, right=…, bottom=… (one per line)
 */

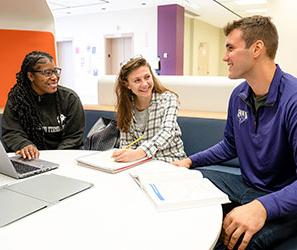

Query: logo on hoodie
left=42, top=114, right=66, bottom=133
left=57, top=114, right=66, bottom=125
left=237, top=109, right=248, bottom=124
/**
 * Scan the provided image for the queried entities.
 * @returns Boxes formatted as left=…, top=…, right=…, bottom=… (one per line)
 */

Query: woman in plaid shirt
left=112, top=56, right=186, bottom=163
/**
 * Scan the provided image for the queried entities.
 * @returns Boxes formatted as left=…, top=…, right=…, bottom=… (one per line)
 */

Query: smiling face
left=126, top=65, right=154, bottom=101
left=223, top=29, right=255, bottom=80
left=27, top=58, right=60, bottom=95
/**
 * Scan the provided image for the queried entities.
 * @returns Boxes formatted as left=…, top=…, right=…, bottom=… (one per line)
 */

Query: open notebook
left=130, top=161, right=230, bottom=211
left=76, top=149, right=151, bottom=174
left=0, top=174, right=93, bottom=227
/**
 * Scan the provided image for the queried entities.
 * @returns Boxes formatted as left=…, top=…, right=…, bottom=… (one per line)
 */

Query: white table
left=0, top=150, right=222, bottom=250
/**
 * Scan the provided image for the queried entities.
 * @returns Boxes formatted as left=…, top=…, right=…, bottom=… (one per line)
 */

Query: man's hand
left=16, top=144, right=39, bottom=160
left=222, top=199, right=267, bottom=250
left=172, top=157, right=192, bottom=168
left=112, top=148, right=146, bottom=162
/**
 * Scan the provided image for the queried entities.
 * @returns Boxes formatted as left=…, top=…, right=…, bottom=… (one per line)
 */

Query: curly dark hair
left=8, top=50, right=61, bottom=149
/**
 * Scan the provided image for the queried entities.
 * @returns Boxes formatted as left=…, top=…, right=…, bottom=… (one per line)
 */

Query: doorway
left=197, top=42, right=209, bottom=75
left=105, top=35, right=133, bottom=75
left=56, top=40, right=74, bottom=88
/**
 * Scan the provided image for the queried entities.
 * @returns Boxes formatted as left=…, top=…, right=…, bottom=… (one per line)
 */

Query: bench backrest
left=83, top=110, right=239, bottom=167
left=177, top=116, right=239, bottom=167
left=177, top=116, right=225, bottom=155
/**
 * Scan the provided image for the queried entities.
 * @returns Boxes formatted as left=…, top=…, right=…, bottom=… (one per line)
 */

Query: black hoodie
left=2, top=85, right=85, bottom=152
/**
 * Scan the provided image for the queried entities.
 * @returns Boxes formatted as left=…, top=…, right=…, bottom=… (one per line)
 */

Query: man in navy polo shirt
left=174, top=15, right=297, bottom=250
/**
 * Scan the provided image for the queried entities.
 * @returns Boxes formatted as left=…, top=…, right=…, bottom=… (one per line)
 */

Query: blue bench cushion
left=177, top=117, right=225, bottom=155
left=177, top=116, right=239, bottom=167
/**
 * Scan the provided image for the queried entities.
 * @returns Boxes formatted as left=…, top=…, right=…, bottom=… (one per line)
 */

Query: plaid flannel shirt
left=120, top=91, right=187, bottom=162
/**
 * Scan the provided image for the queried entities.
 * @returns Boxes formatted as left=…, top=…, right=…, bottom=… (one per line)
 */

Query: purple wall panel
left=158, top=4, right=184, bottom=75
left=175, top=6, right=184, bottom=75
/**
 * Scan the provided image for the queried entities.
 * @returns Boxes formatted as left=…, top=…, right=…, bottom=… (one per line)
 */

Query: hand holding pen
left=124, top=135, right=144, bottom=149
left=112, top=135, right=146, bottom=162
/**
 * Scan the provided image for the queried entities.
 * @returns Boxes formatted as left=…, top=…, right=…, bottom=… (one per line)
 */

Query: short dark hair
left=224, top=15, right=278, bottom=59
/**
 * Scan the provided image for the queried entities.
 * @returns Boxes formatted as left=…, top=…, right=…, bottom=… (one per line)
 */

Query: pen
left=125, top=135, right=144, bottom=149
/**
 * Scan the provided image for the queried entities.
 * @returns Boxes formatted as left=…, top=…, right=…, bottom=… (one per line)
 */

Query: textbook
left=130, top=162, right=230, bottom=211
left=76, top=149, right=152, bottom=174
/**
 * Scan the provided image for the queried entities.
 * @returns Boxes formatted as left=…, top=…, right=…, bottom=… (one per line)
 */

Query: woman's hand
left=16, top=144, right=39, bottom=160
left=172, top=157, right=192, bottom=168
left=112, top=148, right=146, bottom=162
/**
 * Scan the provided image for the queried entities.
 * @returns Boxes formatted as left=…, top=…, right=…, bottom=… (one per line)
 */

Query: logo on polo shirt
left=237, top=109, right=248, bottom=123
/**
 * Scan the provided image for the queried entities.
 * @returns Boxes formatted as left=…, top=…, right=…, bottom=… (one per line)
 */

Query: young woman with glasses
left=2, top=50, right=85, bottom=159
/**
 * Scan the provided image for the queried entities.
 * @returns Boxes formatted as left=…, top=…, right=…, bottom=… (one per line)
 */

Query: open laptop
left=0, top=142, right=59, bottom=179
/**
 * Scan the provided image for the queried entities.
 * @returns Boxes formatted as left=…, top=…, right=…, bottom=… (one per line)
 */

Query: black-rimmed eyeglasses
left=32, top=67, right=62, bottom=77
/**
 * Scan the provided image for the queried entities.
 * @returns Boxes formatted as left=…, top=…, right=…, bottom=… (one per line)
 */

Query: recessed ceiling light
left=141, top=2, right=147, bottom=5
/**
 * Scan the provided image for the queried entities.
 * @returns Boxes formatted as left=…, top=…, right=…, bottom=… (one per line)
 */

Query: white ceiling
left=47, top=0, right=269, bottom=28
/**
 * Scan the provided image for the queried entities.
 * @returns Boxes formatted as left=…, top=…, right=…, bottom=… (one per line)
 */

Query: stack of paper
left=130, top=163, right=230, bottom=211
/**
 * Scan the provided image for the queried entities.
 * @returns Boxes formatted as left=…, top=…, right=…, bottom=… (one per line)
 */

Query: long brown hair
left=115, top=56, right=171, bottom=132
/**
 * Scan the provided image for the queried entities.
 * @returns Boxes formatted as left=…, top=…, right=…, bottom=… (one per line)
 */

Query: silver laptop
left=0, top=174, right=93, bottom=227
left=0, top=142, right=59, bottom=179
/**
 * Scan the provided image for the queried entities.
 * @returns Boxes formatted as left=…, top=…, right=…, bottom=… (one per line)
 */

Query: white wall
left=54, top=7, right=157, bottom=104
left=0, top=0, right=54, bottom=32
left=268, top=0, right=297, bottom=76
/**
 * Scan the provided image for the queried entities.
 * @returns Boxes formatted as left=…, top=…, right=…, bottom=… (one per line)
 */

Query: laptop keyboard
left=11, top=161, right=39, bottom=174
